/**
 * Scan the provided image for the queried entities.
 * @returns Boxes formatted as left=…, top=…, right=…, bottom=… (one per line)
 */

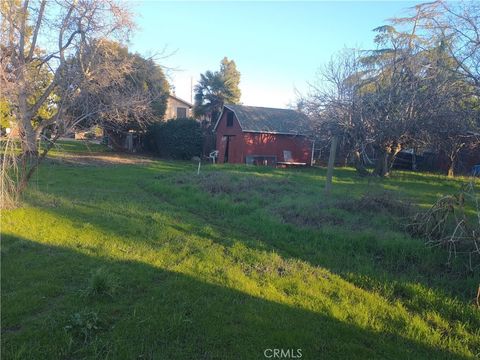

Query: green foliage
left=130, top=53, right=170, bottom=121
left=0, top=59, right=57, bottom=130
left=40, top=139, right=110, bottom=155
left=194, top=57, right=241, bottom=120
left=220, top=57, right=241, bottom=104
left=28, top=60, right=58, bottom=125
left=145, top=118, right=203, bottom=159
left=0, top=99, right=14, bottom=129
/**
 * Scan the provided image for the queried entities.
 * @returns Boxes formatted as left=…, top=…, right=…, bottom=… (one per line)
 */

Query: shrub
left=64, top=310, right=102, bottom=344
left=145, top=118, right=203, bottom=159
left=84, top=267, right=118, bottom=298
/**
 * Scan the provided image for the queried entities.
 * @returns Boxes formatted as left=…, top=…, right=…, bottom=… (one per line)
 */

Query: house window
left=227, top=112, right=234, bottom=127
left=177, top=107, right=187, bottom=118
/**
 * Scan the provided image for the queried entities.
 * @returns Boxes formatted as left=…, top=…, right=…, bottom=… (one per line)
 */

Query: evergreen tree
left=220, top=57, right=241, bottom=104
left=194, top=57, right=241, bottom=122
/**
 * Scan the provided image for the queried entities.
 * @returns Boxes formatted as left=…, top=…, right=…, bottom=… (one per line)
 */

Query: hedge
left=145, top=118, right=203, bottom=159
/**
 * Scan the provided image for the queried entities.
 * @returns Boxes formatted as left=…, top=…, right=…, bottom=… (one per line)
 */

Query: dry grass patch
left=175, top=171, right=294, bottom=197
left=337, top=191, right=414, bottom=217
left=273, top=191, right=414, bottom=230
left=51, top=153, right=155, bottom=166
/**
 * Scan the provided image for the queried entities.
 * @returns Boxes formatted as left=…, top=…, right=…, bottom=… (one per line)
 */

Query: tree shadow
left=2, top=234, right=470, bottom=360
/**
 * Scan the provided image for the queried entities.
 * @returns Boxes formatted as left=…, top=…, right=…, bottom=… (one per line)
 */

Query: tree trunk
left=17, top=52, right=39, bottom=158
left=447, top=166, right=454, bottom=177
left=20, top=116, right=39, bottom=157
left=387, top=145, right=401, bottom=174
left=447, top=157, right=455, bottom=177
left=374, top=150, right=389, bottom=177
left=17, top=133, right=60, bottom=194
left=446, top=147, right=462, bottom=178
left=353, top=150, right=370, bottom=177
left=373, top=143, right=401, bottom=177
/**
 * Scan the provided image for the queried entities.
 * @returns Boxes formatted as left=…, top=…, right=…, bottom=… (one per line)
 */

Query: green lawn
left=2, top=149, right=479, bottom=359
left=45, top=139, right=110, bottom=155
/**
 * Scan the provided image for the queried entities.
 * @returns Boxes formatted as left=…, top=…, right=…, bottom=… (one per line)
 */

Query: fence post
left=325, top=135, right=338, bottom=194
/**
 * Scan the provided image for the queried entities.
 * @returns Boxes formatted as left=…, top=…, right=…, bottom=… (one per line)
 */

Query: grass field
left=2, top=142, right=480, bottom=359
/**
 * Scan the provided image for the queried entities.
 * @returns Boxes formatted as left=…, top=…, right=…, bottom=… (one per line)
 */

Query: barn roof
left=216, top=104, right=311, bottom=136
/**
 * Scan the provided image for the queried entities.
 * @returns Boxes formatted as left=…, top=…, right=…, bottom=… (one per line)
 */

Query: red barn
left=214, top=104, right=313, bottom=165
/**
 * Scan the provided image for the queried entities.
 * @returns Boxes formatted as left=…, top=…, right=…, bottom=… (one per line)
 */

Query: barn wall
left=215, top=109, right=312, bottom=164
left=216, top=109, right=244, bottom=163
left=243, top=132, right=312, bottom=164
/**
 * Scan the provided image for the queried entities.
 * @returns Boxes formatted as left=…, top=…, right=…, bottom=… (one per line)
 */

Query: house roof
left=168, top=94, right=192, bottom=108
left=215, top=104, right=311, bottom=136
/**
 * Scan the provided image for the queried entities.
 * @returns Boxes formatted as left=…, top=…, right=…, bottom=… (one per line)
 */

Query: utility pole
left=325, top=135, right=338, bottom=194
left=190, top=76, right=193, bottom=104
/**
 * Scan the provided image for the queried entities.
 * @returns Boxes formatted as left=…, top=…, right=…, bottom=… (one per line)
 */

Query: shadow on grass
left=2, top=234, right=471, bottom=360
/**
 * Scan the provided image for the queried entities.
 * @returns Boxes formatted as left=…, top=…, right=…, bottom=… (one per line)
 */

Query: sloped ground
left=2, top=148, right=479, bottom=359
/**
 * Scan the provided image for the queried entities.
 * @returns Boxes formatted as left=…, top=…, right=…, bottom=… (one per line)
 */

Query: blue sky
left=130, top=1, right=417, bottom=108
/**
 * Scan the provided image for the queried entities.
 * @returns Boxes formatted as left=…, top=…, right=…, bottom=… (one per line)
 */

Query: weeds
left=0, top=135, right=22, bottom=209
left=64, top=310, right=103, bottom=344
left=273, top=191, right=413, bottom=230
left=84, top=267, right=119, bottom=298
left=274, top=202, right=345, bottom=228
left=175, top=171, right=293, bottom=197
left=338, top=191, right=414, bottom=217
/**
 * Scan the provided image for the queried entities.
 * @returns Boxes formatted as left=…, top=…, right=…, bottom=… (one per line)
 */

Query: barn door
left=223, top=135, right=234, bottom=163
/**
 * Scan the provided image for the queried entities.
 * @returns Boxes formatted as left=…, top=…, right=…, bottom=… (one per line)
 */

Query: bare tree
left=302, top=1, right=479, bottom=178
left=361, top=21, right=436, bottom=177
left=417, top=57, right=478, bottom=177
left=415, top=1, right=480, bottom=93
left=303, top=34, right=427, bottom=178
left=300, top=49, right=372, bottom=176
left=0, top=0, right=162, bottom=202
left=391, top=0, right=480, bottom=176
left=63, top=40, right=170, bottom=139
